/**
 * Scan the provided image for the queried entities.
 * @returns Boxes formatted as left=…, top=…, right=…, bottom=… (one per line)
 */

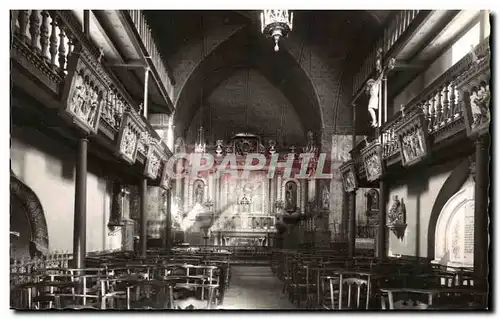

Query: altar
left=170, top=132, right=321, bottom=247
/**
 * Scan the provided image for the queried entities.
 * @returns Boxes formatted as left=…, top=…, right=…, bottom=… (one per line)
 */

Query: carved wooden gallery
left=10, top=9, right=491, bottom=310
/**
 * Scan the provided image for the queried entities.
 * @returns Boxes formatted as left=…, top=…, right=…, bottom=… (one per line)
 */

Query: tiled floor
left=218, top=266, right=296, bottom=309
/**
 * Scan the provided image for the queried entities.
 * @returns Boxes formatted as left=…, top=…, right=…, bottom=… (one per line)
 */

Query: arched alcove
left=10, top=173, right=49, bottom=257
left=433, top=177, right=475, bottom=268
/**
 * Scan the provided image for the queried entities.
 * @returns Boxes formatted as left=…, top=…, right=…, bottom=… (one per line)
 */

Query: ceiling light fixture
left=261, top=10, right=293, bottom=52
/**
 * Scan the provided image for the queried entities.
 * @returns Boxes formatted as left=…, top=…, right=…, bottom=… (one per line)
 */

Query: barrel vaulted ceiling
left=146, top=10, right=391, bottom=143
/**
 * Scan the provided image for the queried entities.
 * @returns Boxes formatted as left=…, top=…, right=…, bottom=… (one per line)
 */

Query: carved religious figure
left=120, top=126, right=138, bottom=159
left=366, top=154, right=381, bottom=180
left=70, top=71, right=86, bottom=115
left=470, top=81, right=491, bottom=129
left=285, top=182, right=297, bottom=212
left=401, top=128, right=426, bottom=164
left=215, top=140, right=224, bottom=156
left=387, top=195, right=406, bottom=227
left=344, top=171, right=356, bottom=192
left=366, top=74, right=383, bottom=128
left=322, top=185, right=330, bottom=209
left=388, top=195, right=401, bottom=225
left=87, top=89, right=100, bottom=127
left=148, top=152, right=161, bottom=178
left=195, top=183, right=204, bottom=204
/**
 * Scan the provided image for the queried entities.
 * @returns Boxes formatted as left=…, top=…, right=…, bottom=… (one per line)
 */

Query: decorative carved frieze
left=60, top=45, right=106, bottom=134
left=360, top=141, right=383, bottom=182
left=116, top=109, right=144, bottom=165
left=339, top=160, right=358, bottom=193
left=394, top=111, right=429, bottom=167
left=456, top=41, right=491, bottom=138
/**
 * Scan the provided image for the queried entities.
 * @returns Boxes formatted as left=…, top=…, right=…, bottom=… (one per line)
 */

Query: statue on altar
left=285, top=181, right=297, bottom=212
left=195, top=183, right=204, bottom=204
left=322, top=185, right=330, bottom=209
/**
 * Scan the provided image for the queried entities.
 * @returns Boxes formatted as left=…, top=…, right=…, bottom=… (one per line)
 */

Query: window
left=451, top=22, right=481, bottom=64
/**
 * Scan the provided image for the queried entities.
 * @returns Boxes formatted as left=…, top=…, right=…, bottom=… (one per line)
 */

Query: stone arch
left=432, top=177, right=475, bottom=267
left=427, top=158, right=471, bottom=258
left=173, top=26, right=324, bottom=139
left=10, top=171, right=49, bottom=257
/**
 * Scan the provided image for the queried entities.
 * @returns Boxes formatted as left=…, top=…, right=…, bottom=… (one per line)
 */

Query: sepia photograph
left=8, top=3, right=492, bottom=311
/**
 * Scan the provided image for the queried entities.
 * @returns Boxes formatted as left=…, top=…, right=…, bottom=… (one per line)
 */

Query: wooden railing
left=9, top=249, right=127, bottom=275
left=381, top=37, right=490, bottom=158
left=353, top=10, right=423, bottom=95
left=11, top=10, right=139, bottom=131
left=10, top=251, right=72, bottom=274
left=11, top=10, right=71, bottom=84
left=125, top=10, right=175, bottom=101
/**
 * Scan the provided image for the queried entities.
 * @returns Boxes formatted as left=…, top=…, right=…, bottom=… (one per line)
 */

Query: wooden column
left=72, top=138, right=88, bottom=269
left=348, top=192, right=356, bottom=258
left=163, top=189, right=172, bottom=250
left=341, top=190, right=349, bottom=243
left=348, top=103, right=357, bottom=258
left=377, top=180, right=387, bottom=261
left=474, top=136, right=489, bottom=287
left=377, top=77, right=388, bottom=262
left=139, top=178, right=148, bottom=258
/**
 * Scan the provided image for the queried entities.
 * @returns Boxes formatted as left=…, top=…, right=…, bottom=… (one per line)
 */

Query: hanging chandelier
left=260, top=10, right=293, bottom=52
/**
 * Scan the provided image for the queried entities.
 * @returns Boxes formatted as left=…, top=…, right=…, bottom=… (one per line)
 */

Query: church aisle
left=218, top=266, right=296, bottom=309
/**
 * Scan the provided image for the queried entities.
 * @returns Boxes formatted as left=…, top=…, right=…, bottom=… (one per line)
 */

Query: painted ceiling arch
left=146, top=10, right=389, bottom=139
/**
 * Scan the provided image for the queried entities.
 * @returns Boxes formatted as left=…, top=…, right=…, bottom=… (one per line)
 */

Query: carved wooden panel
left=360, top=142, right=383, bottom=182
left=115, top=110, right=144, bottom=165
left=144, top=141, right=163, bottom=180
left=394, top=112, right=430, bottom=167
left=60, top=45, right=106, bottom=134
left=456, top=44, right=491, bottom=138
left=339, top=160, right=358, bottom=193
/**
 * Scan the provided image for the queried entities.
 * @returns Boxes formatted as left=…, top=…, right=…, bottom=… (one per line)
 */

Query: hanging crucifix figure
left=366, top=74, right=383, bottom=128
left=366, top=48, right=395, bottom=128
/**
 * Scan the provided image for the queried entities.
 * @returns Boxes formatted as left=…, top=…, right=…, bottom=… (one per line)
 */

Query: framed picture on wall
left=60, top=44, right=105, bottom=135
left=360, top=142, right=383, bottom=182
left=144, top=141, right=163, bottom=180
left=395, top=112, right=430, bottom=167
left=115, top=110, right=144, bottom=165
left=339, top=160, right=358, bottom=193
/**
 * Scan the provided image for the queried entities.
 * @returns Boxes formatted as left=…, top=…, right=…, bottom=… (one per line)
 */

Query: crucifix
left=366, top=48, right=396, bottom=128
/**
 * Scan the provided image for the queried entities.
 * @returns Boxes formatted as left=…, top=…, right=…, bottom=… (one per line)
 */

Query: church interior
left=9, top=9, right=491, bottom=310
